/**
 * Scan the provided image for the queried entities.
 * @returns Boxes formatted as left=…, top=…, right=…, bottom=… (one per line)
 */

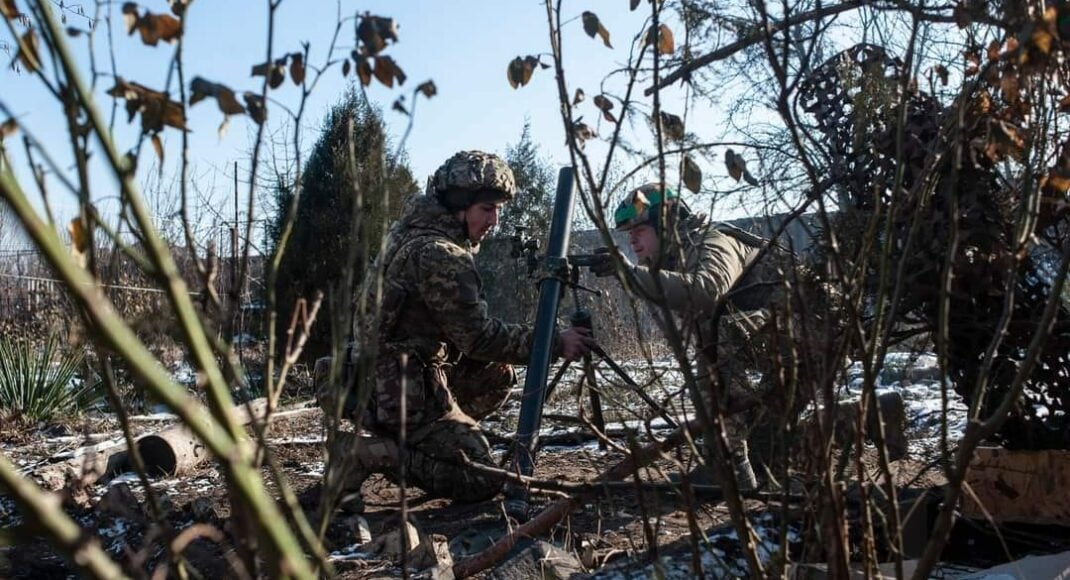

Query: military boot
left=324, top=432, right=401, bottom=514
left=731, top=444, right=759, bottom=491
left=671, top=441, right=758, bottom=491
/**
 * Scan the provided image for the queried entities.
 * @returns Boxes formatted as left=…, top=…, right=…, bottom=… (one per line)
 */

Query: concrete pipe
left=137, top=398, right=268, bottom=477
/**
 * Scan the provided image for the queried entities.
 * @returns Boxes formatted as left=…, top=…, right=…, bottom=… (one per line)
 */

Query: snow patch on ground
left=521, top=350, right=964, bottom=442
left=328, top=544, right=373, bottom=561
left=0, top=495, right=21, bottom=528
left=590, top=512, right=802, bottom=579
left=98, top=518, right=130, bottom=554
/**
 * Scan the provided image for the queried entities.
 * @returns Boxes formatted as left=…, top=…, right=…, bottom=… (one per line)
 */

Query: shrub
left=0, top=338, right=93, bottom=423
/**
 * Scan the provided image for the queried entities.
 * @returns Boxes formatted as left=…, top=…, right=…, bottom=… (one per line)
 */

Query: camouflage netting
left=799, top=43, right=1070, bottom=449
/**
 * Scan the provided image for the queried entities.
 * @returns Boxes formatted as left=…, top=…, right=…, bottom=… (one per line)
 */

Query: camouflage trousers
left=695, top=307, right=803, bottom=476
left=322, top=356, right=515, bottom=503
left=401, top=407, right=502, bottom=501
left=697, top=307, right=907, bottom=476
left=315, top=351, right=514, bottom=426
left=399, top=358, right=513, bottom=500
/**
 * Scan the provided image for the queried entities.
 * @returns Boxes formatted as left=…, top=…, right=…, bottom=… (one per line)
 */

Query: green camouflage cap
left=430, top=150, right=517, bottom=210
left=614, top=183, right=683, bottom=231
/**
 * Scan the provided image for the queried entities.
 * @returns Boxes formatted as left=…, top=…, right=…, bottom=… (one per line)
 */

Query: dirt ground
left=0, top=392, right=978, bottom=580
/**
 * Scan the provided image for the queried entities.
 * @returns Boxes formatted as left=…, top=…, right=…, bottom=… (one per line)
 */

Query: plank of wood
left=961, top=447, right=1070, bottom=525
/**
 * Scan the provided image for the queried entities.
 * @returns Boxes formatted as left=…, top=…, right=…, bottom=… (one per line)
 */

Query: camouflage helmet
left=429, top=150, right=517, bottom=210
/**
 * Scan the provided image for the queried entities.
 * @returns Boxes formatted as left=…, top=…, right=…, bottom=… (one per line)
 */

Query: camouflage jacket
left=360, top=194, right=545, bottom=433
left=631, top=218, right=775, bottom=316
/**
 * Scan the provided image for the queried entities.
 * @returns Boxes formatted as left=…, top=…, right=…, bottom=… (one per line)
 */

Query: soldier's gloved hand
left=589, top=246, right=631, bottom=278
left=559, top=327, right=596, bottom=361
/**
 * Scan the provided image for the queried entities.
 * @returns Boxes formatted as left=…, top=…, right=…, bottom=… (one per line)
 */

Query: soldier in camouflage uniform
left=323, top=151, right=594, bottom=511
left=591, top=183, right=772, bottom=489
left=591, top=184, right=907, bottom=489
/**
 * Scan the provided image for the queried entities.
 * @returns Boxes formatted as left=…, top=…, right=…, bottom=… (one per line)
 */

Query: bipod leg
left=591, top=345, right=679, bottom=429
left=542, top=358, right=573, bottom=404
left=581, top=353, right=607, bottom=450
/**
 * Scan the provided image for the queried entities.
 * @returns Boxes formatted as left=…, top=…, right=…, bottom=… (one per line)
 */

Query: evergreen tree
left=269, top=90, right=417, bottom=361
left=476, top=122, right=555, bottom=323
left=498, top=121, right=555, bottom=238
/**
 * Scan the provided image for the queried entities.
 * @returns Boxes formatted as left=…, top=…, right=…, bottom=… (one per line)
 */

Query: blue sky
left=1, top=0, right=761, bottom=247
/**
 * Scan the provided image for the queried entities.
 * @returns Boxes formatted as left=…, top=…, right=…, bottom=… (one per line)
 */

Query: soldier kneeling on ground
left=316, top=151, right=594, bottom=513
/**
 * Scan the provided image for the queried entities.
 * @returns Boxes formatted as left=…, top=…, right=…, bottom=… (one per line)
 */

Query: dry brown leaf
left=252, top=59, right=287, bottom=89
left=682, top=155, right=701, bottom=193
left=1041, top=168, right=1070, bottom=195
left=150, top=133, right=164, bottom=170
left=189, top=77, right=245, bottom=116
left=594, top=95, right=617, bottom=123
left=933, top=64, right=949, bottom=86
left=507, top=57, right=523, bottom=89
left=0, top=118, right=17, bottom=139
left=357, top=59, right=372, bottom=87
left=393, top=59, right=408, bottom=86
left=122, top=2, right=138, bottom=34
left=372, top=55, right=405, bottom=88
left=1025, top=27, right=1054, bottom=65
left=122, top=4, right=181, bottom=46
left=168, top=0, right=191, bottom=17
left=0, top=0, right=18, bottom=19
left=644, top=24, right=674, bottom=56
left=289, top=53, right=305, bottom=85
left=971, top=89, right=992, bottom=118
left=356, top=15, right=398, bottom=56
left=108, top=78, right=187, bottom=133
left=256, top=60, right=287, bottom=89
left=995, top=120, right=1025, bottom=149
left=659, top=111, right=684, bottom=141
left=630, top=0, right=640, bottom=10
left=417, top=80, right=437, bottom=98
left=523, top=56, right=539, bottom=81
left=67, top=218, right=89, bottom=268
left=581, top=11, right=612, bottom=49
left=15, top=27, right=40, bottom=72
left=982, top=119, right=1026, bottom=161
left=1000, top=73, right=1020, bottom=104
left=507, top=56, right=534, bottom=89
left=582, top=12, right=599, bottom=38
left=593, top=94, right=613, bottom=112
left=243, top=92, right=265, bottom=124
left=157, top=102, right=186, bottom=132
left=342, top=58, right=351, bottom=77
left=986, top=39, right=1000, bottom=62
left=656, top=24, right=674, bottom=56
left=725, top=148, right=745, bottom=182
left=573, top=121, right=596, bottom=145
left=138, top=12, right=182, bottom=45
left=1059, top=94, right=1070, bottom=113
